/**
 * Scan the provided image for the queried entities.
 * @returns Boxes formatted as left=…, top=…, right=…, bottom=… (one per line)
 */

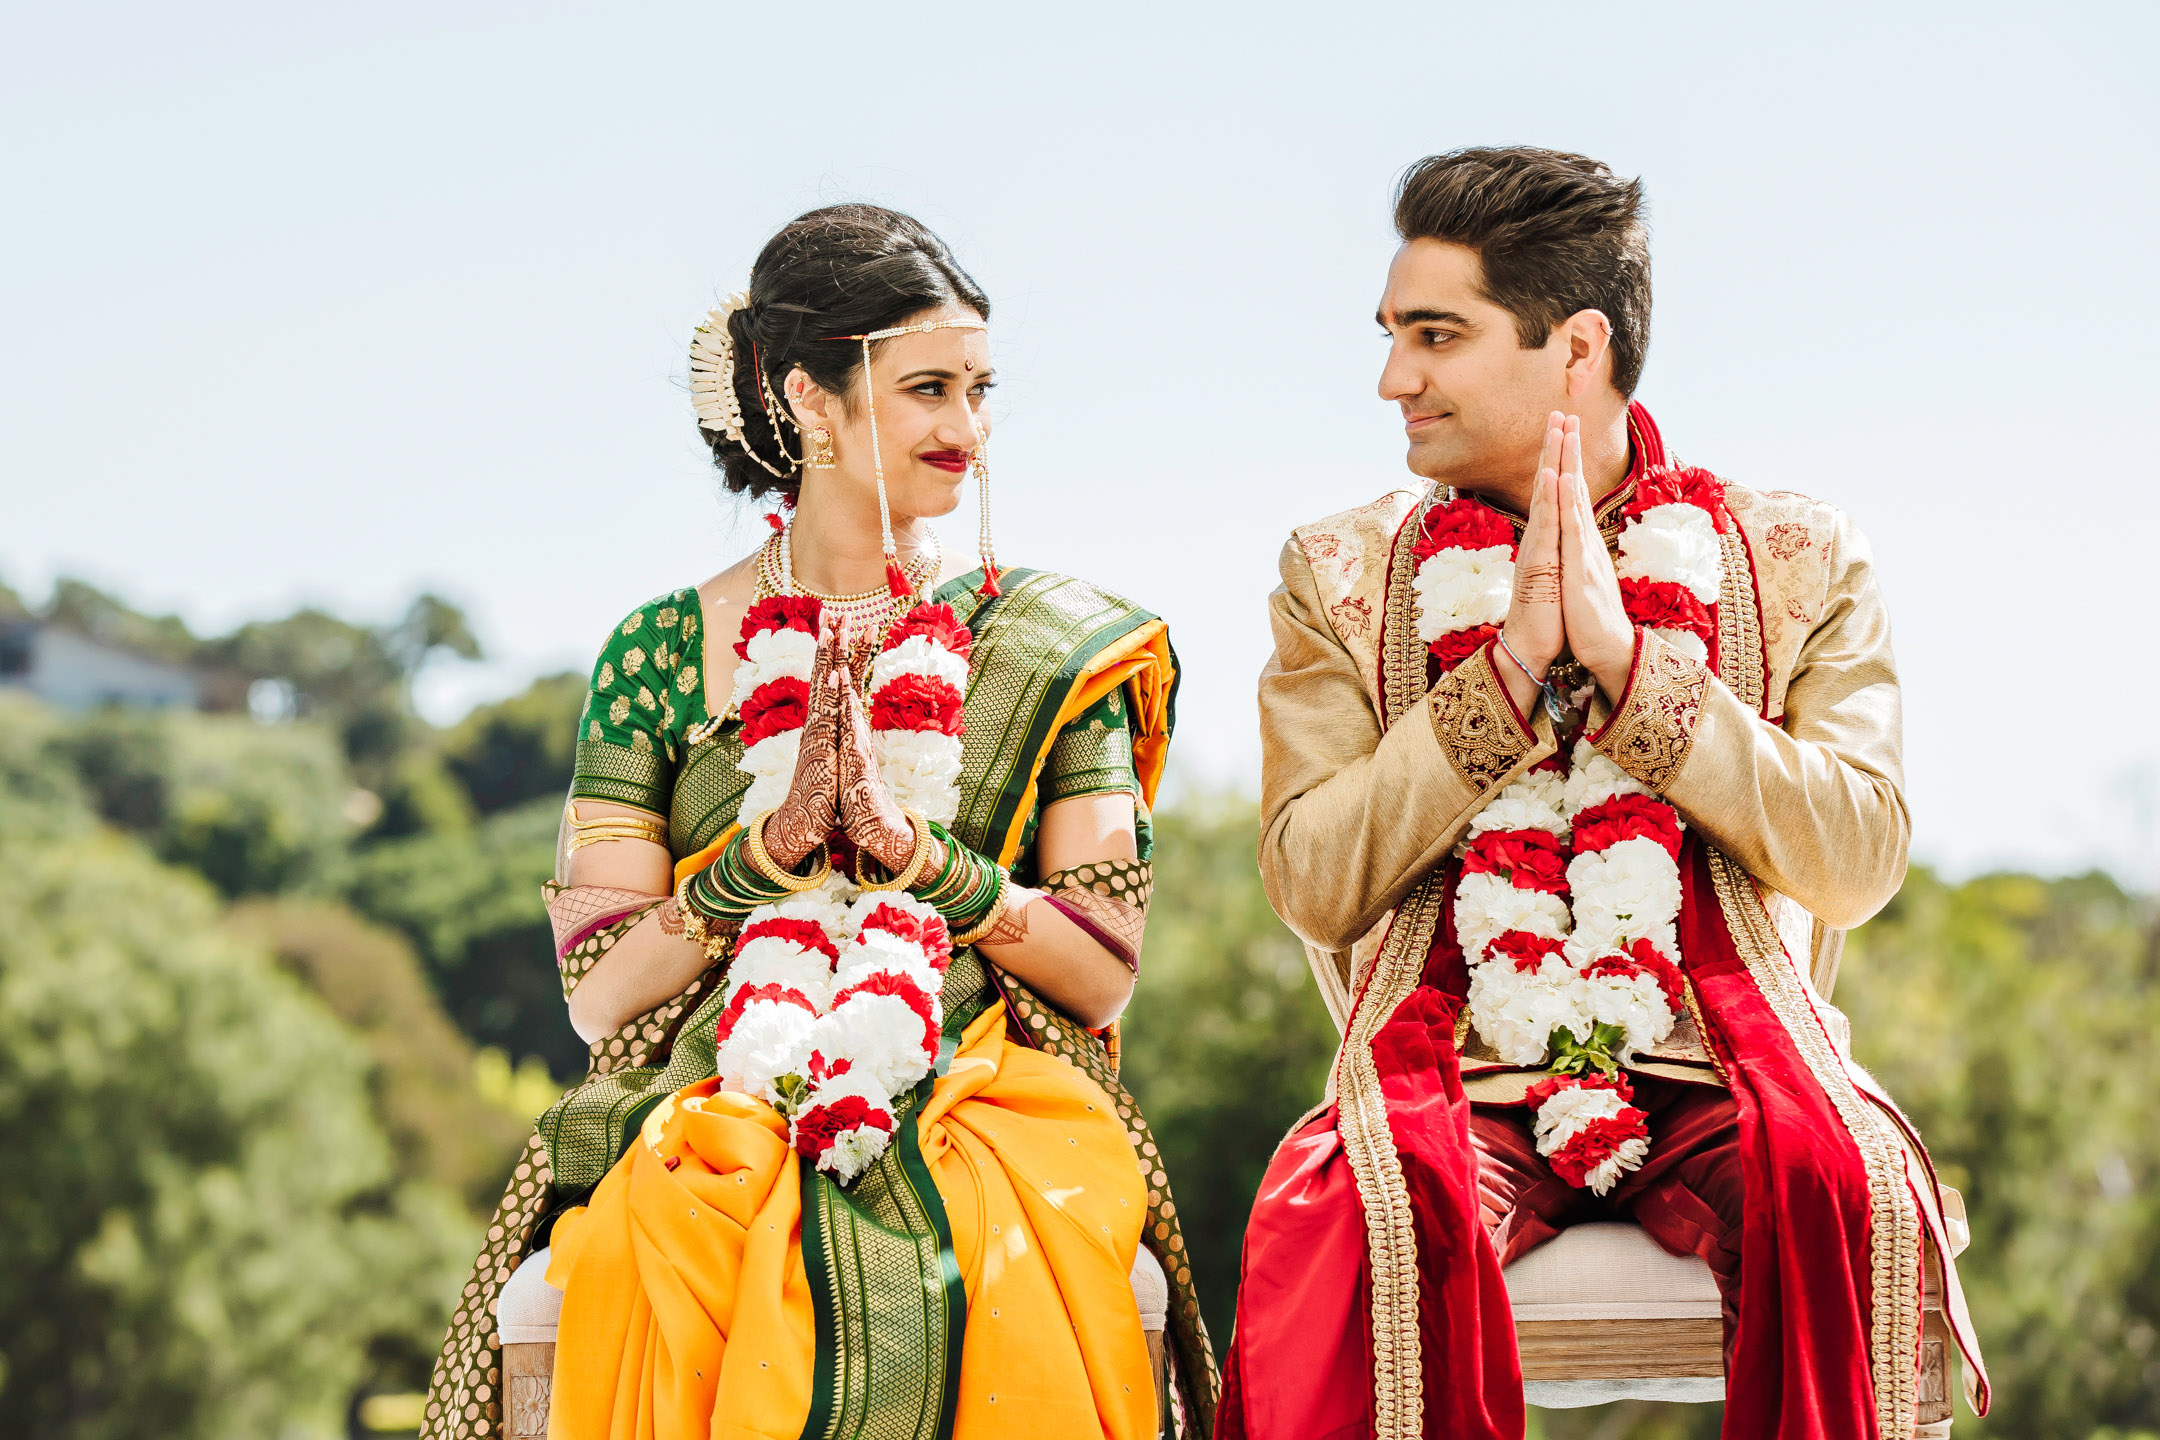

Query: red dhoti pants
left=1474, top=1075, right=1743, bottom=1347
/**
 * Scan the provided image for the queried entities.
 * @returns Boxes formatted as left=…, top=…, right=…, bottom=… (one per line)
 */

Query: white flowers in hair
left=689, top=289, right=755, bottom=444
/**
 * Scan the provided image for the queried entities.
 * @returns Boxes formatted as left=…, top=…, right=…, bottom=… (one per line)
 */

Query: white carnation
left=1649, top=627, right=1708, bottom=665
left=1531, top=1081, right=1633, bottom=1151
left=757, top=877, right=861, bottom=945
left=1564, top=920, right=1680, bottom=971
left=1411, top=546, right=1514, bottom=642
left=876, top=730, right=964, bottom=824
left=1452, top=871, right=1570, bottom=960
left=1466, top=953, right=1581, bottom=1067
left=833, top=929, right=946, bottom=997
left=715, top=998, right=817, bottom=1103
left=724, top=936, right=835, bottom=1012
left=1563, top=740, right=1649, bottom=812
left=738, top=728, right=803, bottom=819
left=1466, top=769, right=1569, bottom=839
left=1577, top=967, right=1678, bottom=1060
left=869, top=635, right=970, bottom=693
left=1567, top=838, right=1683, bottom=954
left=729, top=626, right=818, bottom=710
left=1579, top=1138, right=1651, bottom=1196
left=814, top=991, right=937, bottom=1095
left=1617, top=503, right=1721, bottom=604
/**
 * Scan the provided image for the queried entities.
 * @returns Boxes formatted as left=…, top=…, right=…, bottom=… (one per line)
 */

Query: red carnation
left=885, top=603, right=974, bottom=659
left=1462, top=828, right=1569, bottom=896
left=869, top=673, right=964, bottom=735
left=791, top=1092, right=894, bottom=1158
left=808, top=1051, right=853, bottom=1084
left=857, top=903, right=953, bottom=967
left=1625, top=466, right=1729, bottom=532
left=713, top=982, right=817, bottom=1047
left=1428, top=623, right=1498, bottom=676
left=734, top=595, right=823, bottom=658
left=1571, top=793, right=1684, bottom=860
left=1412, top=496, right=1516, bottom=561
left=831, top=970, right=940, bottom=1056
left=1619, top=577, right=1714, bottom=646
left=738, top=915, right=841, bottom=965
left=1548, top=1110, right=1651, bottom=1189
left=1623, top=937, right=1688, bottom=1011
left=738, top=675, right=811, bottom=748
left=1525, top=1069, right=1634, bottom=1111
left=1483, top=930, right=1565, bottom=972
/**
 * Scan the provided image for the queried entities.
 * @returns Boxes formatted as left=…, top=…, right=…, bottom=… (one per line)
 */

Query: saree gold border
left=1705, top=850, right=1921, bottom=1438
left=1330, top=876, right=1443, bottom=1440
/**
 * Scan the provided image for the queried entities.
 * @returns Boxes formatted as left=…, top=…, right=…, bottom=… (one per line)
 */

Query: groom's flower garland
left=1412, top=468, right=1728, bottom=1193
left=714, top=596, right=974, bottom=1180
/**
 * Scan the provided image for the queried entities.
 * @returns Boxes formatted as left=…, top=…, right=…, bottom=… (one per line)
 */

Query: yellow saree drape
left=545, top=1002, right=1156, bottom=1440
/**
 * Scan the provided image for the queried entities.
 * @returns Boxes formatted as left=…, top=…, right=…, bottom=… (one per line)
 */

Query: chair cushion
left=1501, top=1222, right=1721, bottom=1322
left=497, top=1247, right=563, bottom=1346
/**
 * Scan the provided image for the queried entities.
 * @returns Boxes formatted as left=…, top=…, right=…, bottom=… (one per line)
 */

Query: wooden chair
left=1499, top=1160, right=1971, bottom=1434
left=495, top=1243, right=1174, bottom=1438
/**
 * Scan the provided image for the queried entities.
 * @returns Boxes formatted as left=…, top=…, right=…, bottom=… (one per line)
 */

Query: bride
left=418, top=204, right=1215, bottom=1440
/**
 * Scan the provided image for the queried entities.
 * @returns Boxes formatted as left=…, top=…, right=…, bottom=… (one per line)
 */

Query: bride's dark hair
left=704, top=205, right=990, bottom=502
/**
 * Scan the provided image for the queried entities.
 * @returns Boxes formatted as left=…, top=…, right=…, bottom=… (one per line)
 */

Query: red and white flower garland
left=1412, top=468, right=1727, bottom=1193
left=716, top=595, right=975, bottom=1180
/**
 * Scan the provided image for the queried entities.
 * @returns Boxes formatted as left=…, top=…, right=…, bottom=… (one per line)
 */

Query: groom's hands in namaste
left=1493, top=412, right=1638, bottom=719
left=1552, top=416, right=1637, bottom=703
left=1496, top=413, right=1566, bottom=718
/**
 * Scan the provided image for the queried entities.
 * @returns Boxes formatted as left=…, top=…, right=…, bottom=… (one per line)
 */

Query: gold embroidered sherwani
left=1231, top=440, right=1989, bottom=1439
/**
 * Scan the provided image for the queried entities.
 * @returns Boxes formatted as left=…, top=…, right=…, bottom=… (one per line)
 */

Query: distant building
left=0, top=621, right=201, bottom=711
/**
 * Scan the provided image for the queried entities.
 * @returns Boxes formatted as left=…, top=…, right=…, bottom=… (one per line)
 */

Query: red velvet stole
left=1674, top=837, right=1881, bottom=1440
left=1217, top=843, right=1885, bottom=1440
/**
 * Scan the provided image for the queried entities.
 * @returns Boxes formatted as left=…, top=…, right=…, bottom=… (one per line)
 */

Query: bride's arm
left=557, top=816, right=708, bottom=1043
left=973, top=792, right=1142, bottom=1030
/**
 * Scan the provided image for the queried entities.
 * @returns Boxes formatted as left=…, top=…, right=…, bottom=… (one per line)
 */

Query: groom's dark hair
left=1394, top=148, right=1652, bottom=396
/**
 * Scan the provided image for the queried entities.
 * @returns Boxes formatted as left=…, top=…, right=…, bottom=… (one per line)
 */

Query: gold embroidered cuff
left=1590, top=628, right=1710, bottom=793
left=1425, top=641, right=1534, bottom=792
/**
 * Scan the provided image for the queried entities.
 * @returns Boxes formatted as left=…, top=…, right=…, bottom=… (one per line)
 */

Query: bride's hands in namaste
left=763, top=615, right=846, bottom=867
left=830, top=619, right=934, bottom=872
left=1552, top=415, right=1637, bottom=702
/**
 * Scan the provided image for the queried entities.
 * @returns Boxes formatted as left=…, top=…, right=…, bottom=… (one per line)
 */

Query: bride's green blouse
left=567, top=579, right=1154, bottom=876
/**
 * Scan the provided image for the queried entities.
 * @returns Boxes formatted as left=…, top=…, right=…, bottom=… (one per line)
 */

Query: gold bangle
left=674, top=874, right=713, bottom=949
left=854, top=810, right=936, bottom=892
left=566, top=801, right=668, bottom=854
left=950, top=868, right=1011, bottom=948
left=742, top=810, right=836, bottom=893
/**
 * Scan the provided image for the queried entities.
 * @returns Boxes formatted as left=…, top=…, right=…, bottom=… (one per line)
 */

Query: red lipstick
left=919, top=449, right=971, bottom=473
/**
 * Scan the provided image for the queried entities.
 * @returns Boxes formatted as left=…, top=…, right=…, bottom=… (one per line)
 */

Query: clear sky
left=6, top=3, right=2155, bottom=882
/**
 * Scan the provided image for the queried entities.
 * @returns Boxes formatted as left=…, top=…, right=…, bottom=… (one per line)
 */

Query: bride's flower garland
left=716, top=595, right=974, bottom=1180
left=1413, top=467, right=1728, bottom=1193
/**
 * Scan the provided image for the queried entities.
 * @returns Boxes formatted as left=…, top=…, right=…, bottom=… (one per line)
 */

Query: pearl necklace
left=753, top=523, right=940, bottom=648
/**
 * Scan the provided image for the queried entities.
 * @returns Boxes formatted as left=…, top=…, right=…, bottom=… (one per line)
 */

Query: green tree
left=1120, top=791, right=1340, bottom=1344
left=0, top=800, right=472, bottom=1438
left=344, top=795, right=579, bottom=1076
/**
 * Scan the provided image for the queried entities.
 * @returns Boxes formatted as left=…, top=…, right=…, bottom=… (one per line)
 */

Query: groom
left=1218, top=148, right=1987, bottom=1440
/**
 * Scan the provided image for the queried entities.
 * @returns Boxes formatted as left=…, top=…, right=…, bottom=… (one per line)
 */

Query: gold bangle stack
left=565, top=800, right=669, bottom=853
left=742, top=810, right=836, bottom=892
left=854, top=810, right=936, bottom=892
left=949, top=869, right=1011, bottom=947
